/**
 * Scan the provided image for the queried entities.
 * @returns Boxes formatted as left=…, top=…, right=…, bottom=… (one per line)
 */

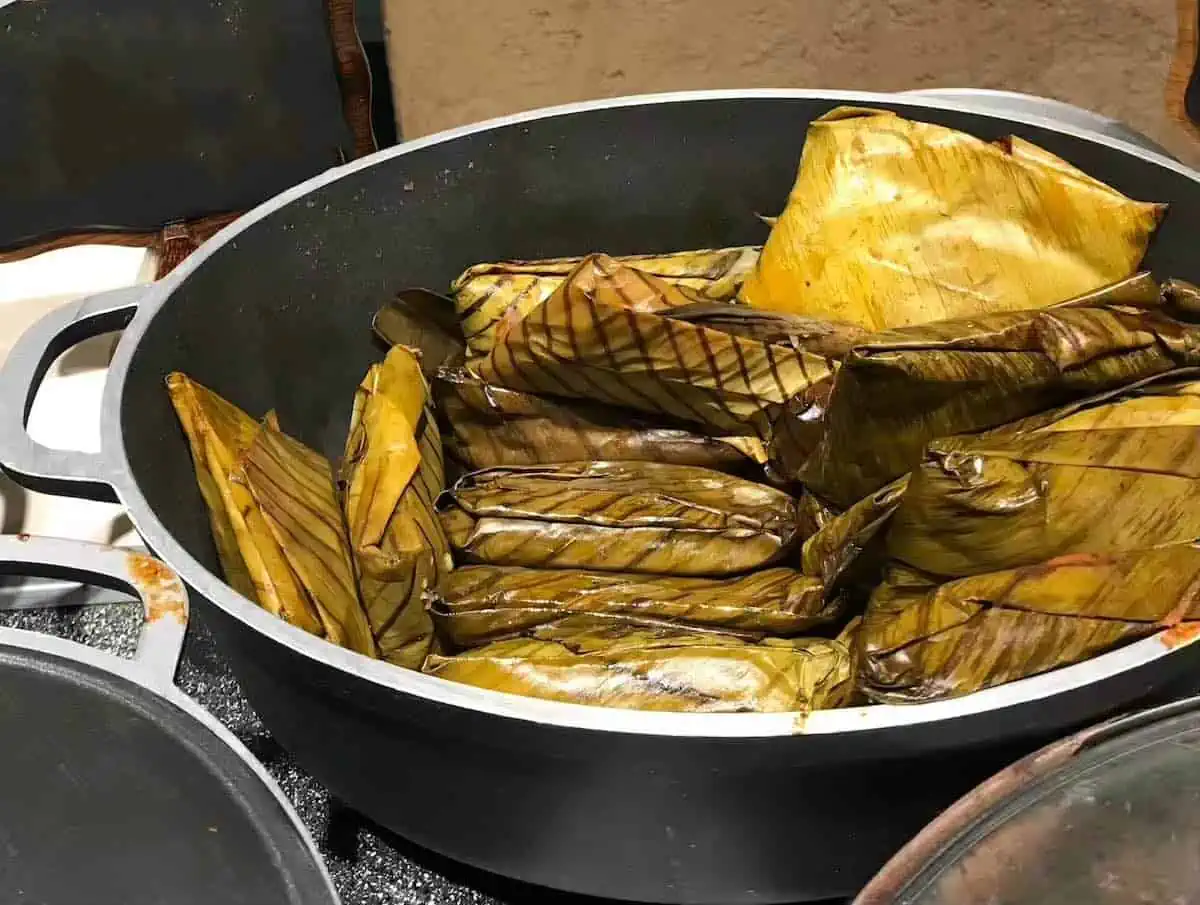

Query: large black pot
left=5, top=91, right=1200, bottom=904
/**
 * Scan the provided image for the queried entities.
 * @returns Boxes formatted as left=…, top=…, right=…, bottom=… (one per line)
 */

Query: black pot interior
left=119, top=95, right=1200, bottom=581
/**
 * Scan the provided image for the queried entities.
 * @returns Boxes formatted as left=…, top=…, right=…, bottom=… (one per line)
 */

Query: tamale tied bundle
left=440, top=461, right=802, bottom=576
left=861, top=543, right=1200, bottom=703
left=740, top=107, right=1164, bottom=330
left=166, top=374, right=377, bottom=657
left=341, top=345, right=453, bottom=668
left=435, top=367, right=765, bottom=471
left=454, top=245, right=759, bottom=354
left=794, top=281, right=1200, bottom=506
left=424, top=616, right=853, bottom=713
left=888, top=381, right=1200, bottom=580
left=477, top=254, right=835, bottom=439
left=428, top=565, right=837, bottom=648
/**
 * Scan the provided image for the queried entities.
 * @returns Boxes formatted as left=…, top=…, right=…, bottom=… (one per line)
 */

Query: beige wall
left=384, top=0, right=1198, bottom=164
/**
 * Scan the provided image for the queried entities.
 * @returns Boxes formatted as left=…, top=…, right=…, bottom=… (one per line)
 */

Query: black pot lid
left=861, top=697, right=1200, bottom=904
left=0, top=537, right=338, bottom=905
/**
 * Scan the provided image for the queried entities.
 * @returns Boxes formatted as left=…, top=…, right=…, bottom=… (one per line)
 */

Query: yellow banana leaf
left=167, top=373, right=373, bottom=651
left=740, top=106, right=1164, bottom=330
left=454, top=245, right=759, bottom=354
left=861, top=543, right=1200, bottom=703
left=888, top=385, right=1200, bottom=580
left=435, top=366, right=765, bottom=472
left=440, top=461, right=802, bottom=576
left=796, top=284, right=1200, bottom=506
left=424, top=616, right=853, bottom=713
left=800, top=476, right=908, bottom=592
left=477, top=255, right=834, bottom=438
left=342, top=346, right=453, bottom=668
left=428, top=565, right=836, bottom=647
left=665, top=303, right=868, bottom=359
left=241, top=424, right=377, bottom=657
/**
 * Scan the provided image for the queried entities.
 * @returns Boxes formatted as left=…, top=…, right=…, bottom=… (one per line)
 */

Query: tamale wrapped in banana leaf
left=424, top=616, right=853, bottom=712
left=477, top=255, right=835, bottom=438
left=440, top=461, right=802, bottom=576
left=435, top=367, right=765, bottom=471
left=861, top=543, right=1200, bottom=703
left=740, top=106, right=1164, bottom=330
left=372, top=289, right=466, bottom=378
left=428, top=565, right=836, bottom=648
left=342, top=345, right=453, bottom=668
left=454, top=245, right=759, bottom=354
left=799, top=477, right=907, bottom=593
left=796, top=282, right=1200, bottom=506
left=888, top=382, right=1200, bottom=579
left=167, top=374, right=377, bottom=656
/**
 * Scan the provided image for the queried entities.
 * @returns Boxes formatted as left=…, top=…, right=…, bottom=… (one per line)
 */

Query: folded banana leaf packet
left=453, top=245, right=759, bottom=354
left=860, top=542, right=1200, bottom=703
left=795, top=282, right=1200, bottom=507
left=476, top=254, right=835, bottom=438
left=428, top=565, right=836, bottom=648
left=740, top=106, right=1164, bottom=330
left=800, top=476, right=908, bottom=594
left=439, top=461, right=802, bottom=576
left=372, top=289, right=467, bottom=379
left=167, top=373, right=377, bottom=657
left=888, top=386, right=1200, bottom=580
left=424, top=616, right=853, bottom=713
left=435, top=366, right=765, bottom=472
left=342, top=345, right=454, bottom=668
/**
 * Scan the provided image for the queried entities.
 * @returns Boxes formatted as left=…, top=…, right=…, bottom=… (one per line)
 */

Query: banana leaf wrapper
left=342, top=345, right=453, bottom=668
left=888, top=388, right=1200, bottom=580
left=372, top=289, right=466, bottom=378
left=424, top=616, right=853, bottom=713
left=454, top=245, right=759, bottom=355
left=434, top=366, right=765, bottom=472
left=800, top=476, right=908, bottom=595
left=439, top=461, right=802, bottom=576
left=476, top=255, right=835, bottom=438
left=860, top=543, right=1200, bottom=703
left=740, top=106, right=1164, bottom=330
left=796, top=283, right=1200, bottom=506
left=166, top=373, right=376, bottom=655
left=428, top=565, right=836, bottom=647
left=665, top=303, right=868, bottom=359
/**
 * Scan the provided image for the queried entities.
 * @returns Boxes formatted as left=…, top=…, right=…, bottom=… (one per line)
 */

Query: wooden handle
left=1168, top=0, right=1200, bottom=140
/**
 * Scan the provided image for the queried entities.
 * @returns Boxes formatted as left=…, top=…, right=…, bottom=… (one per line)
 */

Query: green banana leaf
left=435, top=366, right=766, bottom=472
left=476, top=254, right=834, bottom=439
left=453, top=245, right=759, bottom=354
left=342, top=345, right=453, bottom=668
left=887, top=377, right=1200, bottom=580
left=428, top=565, right=836, bottom=647
left=424, top=616, right=853, bottom=713
left=439, top=461, right=802, bottom=576
left=372, top=289, right=466, bottom=379
left=860, top=543, right=1200, bottom=703
left=795, top=277, right=1200, bottom=507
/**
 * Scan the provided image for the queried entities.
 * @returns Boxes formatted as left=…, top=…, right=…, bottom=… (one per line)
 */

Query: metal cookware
left=0, top=535, right=338, bottom=905
left=854, top=695, right=1200, bottom=904
left=4, top=91, right=1200, bottom=904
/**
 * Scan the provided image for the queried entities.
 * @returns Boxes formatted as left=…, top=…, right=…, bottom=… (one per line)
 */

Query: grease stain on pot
left=125, top=551, right=187, bottom=625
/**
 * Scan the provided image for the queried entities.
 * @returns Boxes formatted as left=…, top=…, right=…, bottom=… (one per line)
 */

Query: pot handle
left=0, top=285, right=144, bottom=503
left=0, top=535, right=187, bottom=688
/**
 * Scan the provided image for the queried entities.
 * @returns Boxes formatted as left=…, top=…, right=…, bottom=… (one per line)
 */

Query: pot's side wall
left=384, top=0, right=1198, bottom=165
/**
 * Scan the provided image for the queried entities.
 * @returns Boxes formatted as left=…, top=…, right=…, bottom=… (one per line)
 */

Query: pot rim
left=100, top=88, right=1200, bottom=739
